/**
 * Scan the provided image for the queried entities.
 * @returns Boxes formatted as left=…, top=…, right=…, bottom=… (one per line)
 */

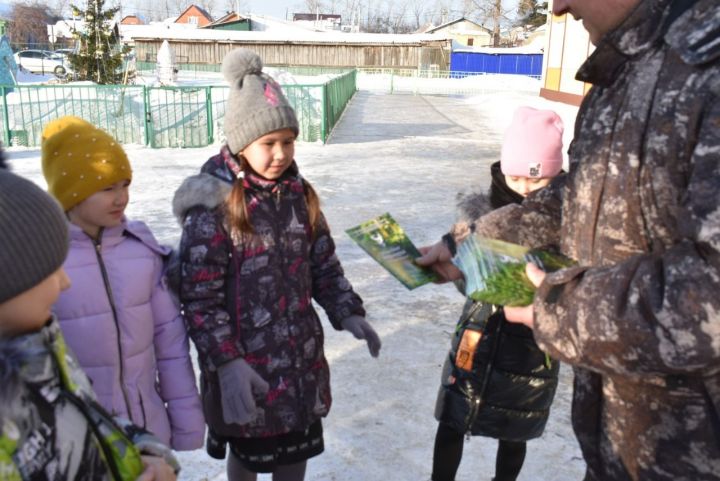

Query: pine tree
left=517, top=0, right=548, bottom=28
left=68, top=0, right=129, bottom=84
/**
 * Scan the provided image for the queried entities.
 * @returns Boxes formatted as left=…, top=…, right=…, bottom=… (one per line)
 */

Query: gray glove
left=217, top=358, right=270, bottom=425
left=341, top=315, right=382, bottom=358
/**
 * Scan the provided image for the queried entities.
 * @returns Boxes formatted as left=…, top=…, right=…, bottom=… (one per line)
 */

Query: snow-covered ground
left=7, top=89, right=584, bottom=481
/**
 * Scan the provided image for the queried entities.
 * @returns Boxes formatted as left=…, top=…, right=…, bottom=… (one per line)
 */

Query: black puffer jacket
left=435, top=161, right=560, bottom=441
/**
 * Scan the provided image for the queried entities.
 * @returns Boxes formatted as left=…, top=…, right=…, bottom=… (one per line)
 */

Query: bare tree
left=388, top=1, right=411, bottom=33
left=409, top=0, right=425, bottom=30
left=467, top=0, right=513, bottom=46
left=8, top=2, right=56, bottom=49
left=326, top=0, right=340, bottom=14
left=426, top=0, right=453, bottom=26
left=197, top=0, right=219, bottom=19
left=49, top=0, right=72, bottom=17
left=303, top=0, right=325, bottom=14
left=331, top=0, right=362, bottom=28
left=221, top=0, right=249, bottom=14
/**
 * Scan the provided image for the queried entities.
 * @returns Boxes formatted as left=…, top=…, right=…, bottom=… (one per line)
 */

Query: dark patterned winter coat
left=0, top=320, right=147, bottom=480
left=449, top=1, right=720, bottom=479
left=435, top=162, right=559, bottom=442
left=172, top=147, right=365, bottom=438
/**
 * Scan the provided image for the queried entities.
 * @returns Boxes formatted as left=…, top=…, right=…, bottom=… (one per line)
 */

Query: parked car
left=14, top=50, right=70, bottom=76
left=53, top=48, right=77, bottom=57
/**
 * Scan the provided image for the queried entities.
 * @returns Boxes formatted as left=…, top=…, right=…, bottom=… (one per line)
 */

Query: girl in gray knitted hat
left=172, top=48, right=382, bottom=481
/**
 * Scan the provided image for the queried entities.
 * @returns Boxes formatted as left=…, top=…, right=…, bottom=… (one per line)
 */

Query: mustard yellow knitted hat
left=41, top=116, right=132, bottom=211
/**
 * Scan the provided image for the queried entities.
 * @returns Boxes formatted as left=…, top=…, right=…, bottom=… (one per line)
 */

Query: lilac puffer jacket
left=52, top=219, right=205, bottom=450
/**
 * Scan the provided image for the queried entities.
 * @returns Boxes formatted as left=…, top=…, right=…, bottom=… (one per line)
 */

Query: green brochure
left=346, top=213, right=438, bottom=290
left=452, top=235, right=575, bottom=307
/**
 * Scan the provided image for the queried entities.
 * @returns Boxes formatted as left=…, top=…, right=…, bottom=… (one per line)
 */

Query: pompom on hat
left=222, top=48, right=299, bottom=154
left=500, top=107, right=564, bottom=179
left=41, top=116, right=132, bottom=211
left=0, top=169, right=69, bottom=303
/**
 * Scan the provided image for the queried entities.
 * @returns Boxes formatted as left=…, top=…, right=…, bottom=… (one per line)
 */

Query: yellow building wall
left=453, top=33, right=492, bottom=47
left=540, top=0, right=594, bottom=105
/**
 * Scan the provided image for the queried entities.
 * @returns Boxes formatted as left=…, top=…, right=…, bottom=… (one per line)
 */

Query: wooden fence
left=132, top=38, right=451, bottom=70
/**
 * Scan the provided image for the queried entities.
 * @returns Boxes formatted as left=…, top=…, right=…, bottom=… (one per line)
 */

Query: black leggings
left=431, top=423, right=527, bottom=481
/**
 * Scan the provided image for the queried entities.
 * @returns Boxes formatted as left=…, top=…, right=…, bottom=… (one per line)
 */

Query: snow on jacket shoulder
left=53, top=218, right=205, bottom=450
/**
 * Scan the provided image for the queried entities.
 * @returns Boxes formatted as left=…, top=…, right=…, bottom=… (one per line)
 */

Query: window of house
left=188, top=16, right=198, bottom=25
left=468, top=38, right=474, bottom=46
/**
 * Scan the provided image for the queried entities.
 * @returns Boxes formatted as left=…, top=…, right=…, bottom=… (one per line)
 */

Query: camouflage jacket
left=451, top=0, right=720, bottom=479
left=0, top=320, right=145, bottom=481
left=172, top=147, right=365, bottom=438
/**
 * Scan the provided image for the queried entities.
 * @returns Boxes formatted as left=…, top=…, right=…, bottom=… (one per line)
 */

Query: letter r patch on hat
left=528, top=162, right=542, bottom=178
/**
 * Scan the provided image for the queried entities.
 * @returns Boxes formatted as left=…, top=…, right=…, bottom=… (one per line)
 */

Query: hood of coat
left=68, top=218, right=170, bottom=257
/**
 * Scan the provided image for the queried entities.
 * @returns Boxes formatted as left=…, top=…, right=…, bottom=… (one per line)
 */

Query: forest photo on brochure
left=346, top=213, right=438, bottom=290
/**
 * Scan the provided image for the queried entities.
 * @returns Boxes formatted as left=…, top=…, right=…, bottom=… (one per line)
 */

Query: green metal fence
left=0, top=68, right=357, bottom=148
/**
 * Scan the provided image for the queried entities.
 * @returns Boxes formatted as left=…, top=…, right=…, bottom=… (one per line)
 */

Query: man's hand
left=504, top=263, right=546, bottom=328
left=415, top=242, right=462, bottom=282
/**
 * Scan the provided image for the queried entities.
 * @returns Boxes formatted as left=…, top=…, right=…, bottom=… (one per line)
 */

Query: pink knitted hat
left=500, top=107, right=564, bottom=178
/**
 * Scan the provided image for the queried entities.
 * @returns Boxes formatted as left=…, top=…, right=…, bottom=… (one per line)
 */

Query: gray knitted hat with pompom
left=222, top=48, right=299, bottom=154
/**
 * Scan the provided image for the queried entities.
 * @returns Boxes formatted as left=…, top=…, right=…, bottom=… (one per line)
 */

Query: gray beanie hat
left=222, top=48, right=299, bottom=154
left=0, top=169, right=69, bottom=303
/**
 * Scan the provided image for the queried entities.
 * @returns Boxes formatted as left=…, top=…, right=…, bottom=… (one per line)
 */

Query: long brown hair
left=225, top=157, right=321, bottom=240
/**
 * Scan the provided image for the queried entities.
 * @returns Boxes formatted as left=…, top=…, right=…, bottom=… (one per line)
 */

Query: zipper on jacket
left=469, top=312, right=505, bottom=428
left=91, top=229, right=133, bottom=418
left=270, top=184, right=307, bottom=427
left=137, top=390, right=148, bottom=428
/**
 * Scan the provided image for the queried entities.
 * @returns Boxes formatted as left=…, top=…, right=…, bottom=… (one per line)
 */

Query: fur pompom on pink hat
left=500, top=107, right=564, bottom=178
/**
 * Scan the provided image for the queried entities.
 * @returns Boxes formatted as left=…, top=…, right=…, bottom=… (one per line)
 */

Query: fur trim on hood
left=455, top=190, right=494, bottom=223
left=455, top=161, right=525, bottom=223
left=172, top=173, right=232, bottom=224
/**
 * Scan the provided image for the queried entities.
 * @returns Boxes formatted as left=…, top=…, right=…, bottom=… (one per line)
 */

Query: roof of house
left=292, top=13, right=341, bottom=21
left=122, top=17, right=452, bottom=45
left=121, top=15, right=143, bottom=25
left=175, top=4, right=213, bottom=23
left=203, top=11, right=248, bottom=28
left=426, top=17, right=491, bottom=34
